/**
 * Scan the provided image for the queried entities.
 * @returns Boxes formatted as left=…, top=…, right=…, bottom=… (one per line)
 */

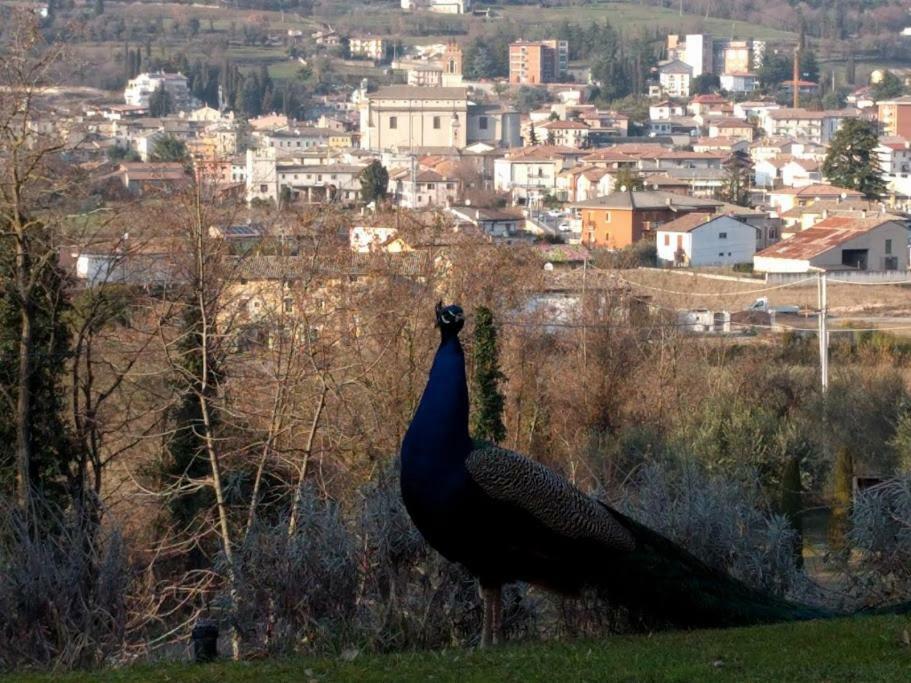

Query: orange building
left=878, top=95, right=911, bottom=139
left=509, top=40, right=568, bottom=85
left=572, top=190, right=721, bottom=249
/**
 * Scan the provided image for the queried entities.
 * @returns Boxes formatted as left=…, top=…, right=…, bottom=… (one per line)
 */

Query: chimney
left=792, top=45, right=801, bottom=109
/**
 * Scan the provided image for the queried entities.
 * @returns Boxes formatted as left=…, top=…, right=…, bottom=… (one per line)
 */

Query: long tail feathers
left=597, top=506, right=832, bottom=628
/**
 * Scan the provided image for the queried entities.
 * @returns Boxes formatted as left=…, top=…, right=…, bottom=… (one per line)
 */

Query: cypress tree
left=0, top=223, right=78, bottom=510
left=471, top=306, right=506, bottom=445
left=780, top=456, right=804, bottom=567
left=828, top=447, right=854, bottom=551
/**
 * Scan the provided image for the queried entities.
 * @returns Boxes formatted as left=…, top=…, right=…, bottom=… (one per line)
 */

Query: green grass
left=8, top=615, right=911, bottom=682
left=497, top=1, right=796, bottom=41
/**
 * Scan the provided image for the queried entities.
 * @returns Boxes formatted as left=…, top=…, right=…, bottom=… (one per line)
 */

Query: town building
left=359, top=86, right=519, bottom=151
left=878, top=96, right=911, bottom=139
left=124, top=72, right=196, bottom=112
left=349, top=36, right=387, bottom=62
left=509, top=40, right=569, bottom=85
left=537, top=119, right=591, bottom=148
left=754, top=216, right=909, bottom=274
left=658, top=60, right=693, bottom=98
left=719, top=72, right=758, bottom=93
left=571, top=190, right=722, bottom=249
left=768, top=183, right=865, bottom=215
left=656, top=213, right=757, bottom=267
left=401, top=0, right=470, bottom=13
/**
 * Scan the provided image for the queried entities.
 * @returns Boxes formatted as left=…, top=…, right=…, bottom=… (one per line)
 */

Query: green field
left=497, top=1, right=796, bottom=41
left=8, top=615, right=911, bottom=682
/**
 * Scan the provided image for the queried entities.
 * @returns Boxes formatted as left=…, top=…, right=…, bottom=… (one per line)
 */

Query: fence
left=765, top=270, right=911, bottom=285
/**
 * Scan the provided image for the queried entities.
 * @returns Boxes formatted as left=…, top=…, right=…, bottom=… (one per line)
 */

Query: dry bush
left=0, top=500, right=130, bottom=671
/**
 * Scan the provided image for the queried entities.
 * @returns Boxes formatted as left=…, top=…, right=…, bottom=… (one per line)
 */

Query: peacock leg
left=491, top=585, right=503, bottom=645
left=480, top=584, right=503, bottom=648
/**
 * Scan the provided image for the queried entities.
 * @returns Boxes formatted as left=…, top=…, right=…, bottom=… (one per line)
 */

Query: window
left=886, top=238, right=893, bottom=255
left=479, top=116, right=489, bottom=130
left=433, top=116, right=441, bottom=129
left=389, top=116, right=398, bottom=129
left=664, top=234, right=670, bottom=246
left=719, top=232, right=728, bottom=239
left=260, top=184, right=268, bottom=193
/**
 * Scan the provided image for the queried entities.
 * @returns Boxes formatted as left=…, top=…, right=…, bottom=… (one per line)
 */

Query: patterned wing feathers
left=465, top=446, right=635, bottom=552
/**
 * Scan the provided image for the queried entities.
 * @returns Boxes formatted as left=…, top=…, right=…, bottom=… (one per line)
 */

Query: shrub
left=848, top=477, right=911, bottom=604
left=0, top=500, right=129, bottom=671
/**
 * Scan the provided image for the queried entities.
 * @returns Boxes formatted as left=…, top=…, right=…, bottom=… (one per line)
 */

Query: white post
left=817, top=271, right=828, bottom=392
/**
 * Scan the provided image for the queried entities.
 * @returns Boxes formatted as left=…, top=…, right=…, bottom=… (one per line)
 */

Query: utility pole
left=817, top=270, right=828, bottom=392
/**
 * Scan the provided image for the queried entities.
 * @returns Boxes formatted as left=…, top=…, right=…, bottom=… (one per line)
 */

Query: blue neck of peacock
left=407, top=334, right=472, bottom=464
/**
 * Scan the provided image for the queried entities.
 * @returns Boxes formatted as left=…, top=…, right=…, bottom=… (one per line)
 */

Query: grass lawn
left=8, top=615, right=911, bottom=682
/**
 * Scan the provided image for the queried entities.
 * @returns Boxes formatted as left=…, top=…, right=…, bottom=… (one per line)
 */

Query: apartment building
left=349, top=36, right=387, bottom=62
left=878, top=96, right=911, bottom=139
left=509, top=40, right=569, bottom=85
left=124, top=72, right=196, bottom=112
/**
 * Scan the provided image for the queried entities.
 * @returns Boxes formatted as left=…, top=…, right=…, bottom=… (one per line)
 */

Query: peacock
left=400, top=303, right=839, bottom=647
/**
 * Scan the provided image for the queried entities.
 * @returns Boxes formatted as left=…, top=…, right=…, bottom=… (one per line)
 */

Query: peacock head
left=435, top=301, right=464, bottom=338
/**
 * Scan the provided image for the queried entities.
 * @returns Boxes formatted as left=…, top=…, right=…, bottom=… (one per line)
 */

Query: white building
left=720, top=72, right=758, bottom=93
left=877, top=136, right=911, bottom=196
left=349, top=36, right=387, bottom=62
left=401, top=0, right=470, bottom=13
left=682, top=34, right=712, bottom=77
left=658, top=60, right=693, bottom=98
left=245, top=147, right=280, bottom=205
left=124, top=72, right=196, bottom=112
left=537, top=119, right=591, bottom=148
left=657, top=213, right=757, bottom=266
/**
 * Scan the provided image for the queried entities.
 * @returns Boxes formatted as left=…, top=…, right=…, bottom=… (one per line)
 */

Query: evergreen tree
left=471, top=306, right=506, bottom=445
left=614, top=166, right=644, bottom=191
left=718, top=150, right=753, bottom=206
left=0, top=223, right=78, bottom=508
left=872, top=71, right=904, bottom=101
left=527, top=122, right=538, bottom=145
left=828, top=447, right=853, bottom=551
left=822, top=118, right=886, bottom=199
left=158, top=302, right=216, bottom=549
left=148, top=83, right=173, bottom=117
left=780, top=456, right=804, bottom=567
left=150, top=135, right=189, bottom=162
left=93, top=0, right=104, bottom=16
left=800, top=49, right=819, bottom=84
left=359, top=160, right=389, bottom=203
left=758, top=51, right=791, bottom=91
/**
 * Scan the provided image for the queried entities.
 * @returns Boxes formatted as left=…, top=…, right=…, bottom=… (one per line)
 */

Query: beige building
left=359, top=86, right=520, bottom=151
left=360, top=86, right=469, bottom=150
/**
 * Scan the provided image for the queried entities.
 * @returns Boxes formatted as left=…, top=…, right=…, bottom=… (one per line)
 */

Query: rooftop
left=369, top=86, right=468, bottom=101
left=756, top=216, right=904, bottom=260
left=572, top=190, right=722, bottom=211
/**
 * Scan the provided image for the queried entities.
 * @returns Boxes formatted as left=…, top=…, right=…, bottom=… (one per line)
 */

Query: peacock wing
left=464, top=445, right=636, bottom=552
